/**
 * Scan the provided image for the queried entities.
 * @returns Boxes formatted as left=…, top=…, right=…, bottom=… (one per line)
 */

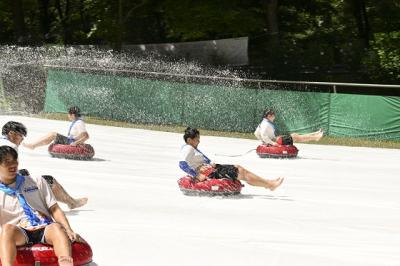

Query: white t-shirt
left=254, top=118, right=276, bottom=145
left=0, top=175, right=56, bottom=231
left=0, top=136, right=18, bottom=151
left=68, top=120, right=87, bottom=140
left=180, top=144, right=211, bottom=171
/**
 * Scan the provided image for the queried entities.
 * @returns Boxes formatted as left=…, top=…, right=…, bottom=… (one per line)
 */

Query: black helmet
left=68, top=106, right=81, bottom=117
left=2, top=121, right=27, bottom=137
left=263, top=109, right=275, bottom=117
left=183, top=127, right=200, bottom=142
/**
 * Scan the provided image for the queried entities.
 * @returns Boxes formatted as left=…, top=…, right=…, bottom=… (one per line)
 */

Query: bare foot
left=311, top=128, right=323, bottom=135
left=315, top=131, right=324, bottom=141
left=68, top=197, right=88, bottom=209
left=268, top=177, right=284, bottom=191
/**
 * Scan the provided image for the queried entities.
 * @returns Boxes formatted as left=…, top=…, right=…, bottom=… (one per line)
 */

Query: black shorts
left=18, top=227, right=48, bottom=245
left=211, top=164, right=238, bottom=180
left=18, top=169, right=55, bottom=188
left=54, top=134, right=71, bottom=145
left=277, top=135, right=293, bottom=145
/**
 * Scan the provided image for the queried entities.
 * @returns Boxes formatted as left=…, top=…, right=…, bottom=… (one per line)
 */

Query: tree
left=0, top=0, right=398, bottom=83
left=162, top=0, right=264, bottom=41
left=55, top=0, right=72, bottom=44
left=9, top=0, right=27, bottom=44
left=37, top=0, right=52, bottom=42
left=348, top=0, right=371, bottom=48
left=264, top=0, right=279, bottom=43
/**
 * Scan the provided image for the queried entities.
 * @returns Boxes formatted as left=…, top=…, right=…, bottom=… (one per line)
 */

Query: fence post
left=0, top=78, right=11, bottom=112
left=181, top=76, right=188, bottom=125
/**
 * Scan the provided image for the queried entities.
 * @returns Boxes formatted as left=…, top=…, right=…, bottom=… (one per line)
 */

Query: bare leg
left=311, top=128, right=323, bottom=135
left=42, top=175, right=88, bottom=209
left=52, top=179, right=88, bottom=209
left=0, top=224, right=27, bottom=266
left=44, top=223, right=73, bottom=266
left=23, top=132, right=58, bottom=150
left=236, top=165, right=284, bottom=190
left=291, top=129, right=323, bottom=143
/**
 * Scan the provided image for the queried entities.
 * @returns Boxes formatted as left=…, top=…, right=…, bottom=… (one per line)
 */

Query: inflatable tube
left=48, top=144, right=95, bottom=160
left=178, top=176, right=243, bottom=196
left=256, top=144, right=298, bottom=158
left=1, top=241, right=93, bottom=266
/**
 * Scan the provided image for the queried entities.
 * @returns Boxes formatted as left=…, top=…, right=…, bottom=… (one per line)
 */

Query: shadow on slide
left=214, top=194, right=294, bottom=201
left=88, top=157, right=108, bottom=162
left=64, top=209, right=96, bottom=216
left=297, top=155, right=341, bottom=162
left=50, top=156, right=108, bottom=162
left=234, top=194, right=294, bottom=201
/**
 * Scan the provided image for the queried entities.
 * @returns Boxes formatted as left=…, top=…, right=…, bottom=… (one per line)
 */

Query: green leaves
left=162, top=0, right=264, bottom=41
left=0, top=0, right=398, bottom=83
left=364, top=31, right=400, bottom=82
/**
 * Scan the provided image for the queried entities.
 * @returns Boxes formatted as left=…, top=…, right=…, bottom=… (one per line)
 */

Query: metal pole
left=43, top=65, right=400, bottom=90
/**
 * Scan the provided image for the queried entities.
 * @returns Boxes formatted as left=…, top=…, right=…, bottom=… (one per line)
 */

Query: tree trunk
left=114, top=0, right=123, bottom=51
left=55, top=0, right=72, bottom=44
left=10, top=0, right=27, bottom=44
left=79, top=0, right=88, bottom=33
left=37, top=0, right=51, bottom=42
left=264, top=0, right=279, bottom=47
left=351, top=0, right=371, bottom=47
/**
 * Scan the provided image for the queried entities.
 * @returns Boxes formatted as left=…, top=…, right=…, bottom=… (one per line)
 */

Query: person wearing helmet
left=180, top=127, right=284, bottom=190
left=254, top=109, right=323, bottom=146
left=1, top=121, right=88, bottom=209
left=0, top=145, right=82, bottom=266
left=0, top=121, right=27, bottom=149
left=23, top=106, right=89, bottom=150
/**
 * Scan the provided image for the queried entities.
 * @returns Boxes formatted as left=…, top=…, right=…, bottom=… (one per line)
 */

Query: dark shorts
left=211, top=164, right=238, bottom=180
left=18, top=227, right=48, bottom=245
left=54, top=134, right=71, bottom=145
left=277, top=135, right=293, bottom=145
left=41, top=175, right=55, bottom=187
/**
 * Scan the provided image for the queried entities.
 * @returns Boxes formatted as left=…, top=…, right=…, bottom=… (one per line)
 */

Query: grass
left=36, top=112, right=400, bottom=149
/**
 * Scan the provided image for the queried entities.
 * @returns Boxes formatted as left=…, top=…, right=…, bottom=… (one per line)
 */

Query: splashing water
left=0, top=45, right=245, bottom=114
left=0, top=45, right=319, bottom=134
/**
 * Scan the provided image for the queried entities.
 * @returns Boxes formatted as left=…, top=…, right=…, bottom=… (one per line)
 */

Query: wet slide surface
left=1, top=116, right=399, bottom=266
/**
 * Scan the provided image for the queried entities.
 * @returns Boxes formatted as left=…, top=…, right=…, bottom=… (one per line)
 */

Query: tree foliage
left=0, top=0, right=398, bottom=83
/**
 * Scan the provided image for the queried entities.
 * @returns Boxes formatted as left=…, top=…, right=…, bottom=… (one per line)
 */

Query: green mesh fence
left=44, top=69, right=400, bottom=140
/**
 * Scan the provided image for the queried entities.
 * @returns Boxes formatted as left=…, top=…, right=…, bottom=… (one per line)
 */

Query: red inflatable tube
left=0, top=241, right=93, bottom=266
left=178, top=176, right=243, bottom=196
left=48, top=144, right=95, bottom=160
left=256, top=144, right=299, bottom=158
